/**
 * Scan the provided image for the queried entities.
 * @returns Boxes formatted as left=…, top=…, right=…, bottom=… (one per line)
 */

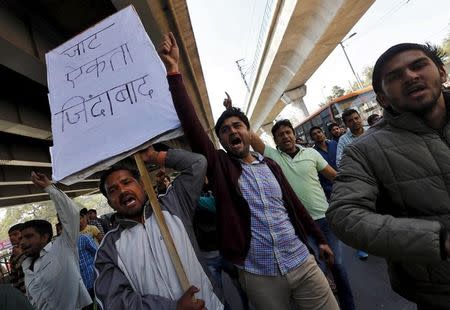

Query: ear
left=439, top=65, right=447, bottom=84
left=376, top=93, right=390, bottom=109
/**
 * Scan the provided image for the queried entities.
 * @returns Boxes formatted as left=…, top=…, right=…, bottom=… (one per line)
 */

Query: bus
left=294, top=86, right=382, bottom=144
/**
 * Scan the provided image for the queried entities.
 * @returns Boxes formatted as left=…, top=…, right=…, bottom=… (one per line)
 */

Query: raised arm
left=31, top=172, right=79, bottom=248
left=249, top=131, right=266, bottom=155
left=158, top=33, right=219, bottom=171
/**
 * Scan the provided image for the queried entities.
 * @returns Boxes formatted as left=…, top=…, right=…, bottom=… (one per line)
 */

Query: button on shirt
left=22, top=186, right=91, bottom=310
left=238, top=153, right=309, bottom=276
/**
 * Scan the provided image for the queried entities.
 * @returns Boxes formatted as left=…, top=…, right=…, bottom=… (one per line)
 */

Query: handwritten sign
left=46, top=6, right=181, bottom=185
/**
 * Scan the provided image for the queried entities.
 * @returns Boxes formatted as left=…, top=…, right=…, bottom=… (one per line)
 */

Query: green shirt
left=264, top=145, right=329, bottom=220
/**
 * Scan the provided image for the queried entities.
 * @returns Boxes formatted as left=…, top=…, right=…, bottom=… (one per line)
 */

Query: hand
left=139, top=146, right=158, bottom=164
left=319, top=244, right=335, bottom=269
left=176, top=286, right=206, bottom=310
left=223, top=92, right=232, bottom=109
left=31, top=171, right=52, bottom=189
left=158, top=32, right=180, bottom=74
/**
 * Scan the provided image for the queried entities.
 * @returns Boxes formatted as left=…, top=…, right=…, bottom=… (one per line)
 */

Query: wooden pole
left=133, top=153, right=190, bottom=291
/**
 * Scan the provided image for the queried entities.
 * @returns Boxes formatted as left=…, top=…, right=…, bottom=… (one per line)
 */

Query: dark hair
left=372, top=43, right=446, bottom=94
left=327, top=123, right=339, bottom=132
left=215, top=107, right=250, bottom=137
left=99, top=166, right=140, bottom=197
left=271, top=119, right=295, bottom=137
left=8, top=223, right=24, bottom=234
left=367, top=114, right=380, bottom=126
left=80, top=208, right=88, bottom=217
left=21, top=220, right=53, bottom=243
left=309, top=126, right=323, bottom=137
left=88, top=209, right=97, bottom=214
left=341, top=109, right=359, bottom=124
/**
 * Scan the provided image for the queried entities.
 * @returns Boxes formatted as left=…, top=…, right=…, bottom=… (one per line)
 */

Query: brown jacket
left=168, top=74, right=326, bottom=264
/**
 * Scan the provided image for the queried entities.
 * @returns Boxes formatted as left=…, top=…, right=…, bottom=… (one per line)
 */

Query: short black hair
left=21, top=220, right=53, bottom=243
left=372, top=43, right=446, bottom=94
left=88, top=209, right=97, bottom=214
left=367, top=114, right=380, bottom=126
left=80, top=208, right=88, bottom=217
left=271, top=119, right=295, bottom=137
left=341, top=109, right=359, bottom=125
left=99, top=166, right=140, bottom=197
left=215, top=107, right=250, bottom=137
left=309, top=126, right=323, bottom=137
left=327, top=123, right=339, bottom=132
left=8, top=223, right=24, bottom=234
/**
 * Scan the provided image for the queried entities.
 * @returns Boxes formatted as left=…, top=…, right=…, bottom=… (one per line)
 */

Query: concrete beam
left=247, top=0, right=375, bottom=130
left=0, top=7, right=48, bottom=85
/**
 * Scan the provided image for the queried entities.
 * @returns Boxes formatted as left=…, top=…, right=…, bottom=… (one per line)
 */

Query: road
left=222, top=244, right=415, bottom=309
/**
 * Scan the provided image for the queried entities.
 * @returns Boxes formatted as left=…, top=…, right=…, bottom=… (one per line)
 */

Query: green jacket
left=326, top=92, right=450, bottom=308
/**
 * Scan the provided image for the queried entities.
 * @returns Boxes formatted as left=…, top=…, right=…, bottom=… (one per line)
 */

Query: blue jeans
left=308, top=217, right=356, bottom=310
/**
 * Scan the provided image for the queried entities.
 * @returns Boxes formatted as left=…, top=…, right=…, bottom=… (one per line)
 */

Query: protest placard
left=46, top=6, right=181, bottom=185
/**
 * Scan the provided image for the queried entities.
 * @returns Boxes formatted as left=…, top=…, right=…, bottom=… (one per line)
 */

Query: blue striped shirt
left=238, top=153, right=309, bottom=276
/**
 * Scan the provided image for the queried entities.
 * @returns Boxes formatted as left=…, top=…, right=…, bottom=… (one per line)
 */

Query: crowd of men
left=2, top=33, right=450, bottom=310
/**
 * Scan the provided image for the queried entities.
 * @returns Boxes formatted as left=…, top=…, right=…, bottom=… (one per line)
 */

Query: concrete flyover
left=0, top=0, right=214, bottom=208
left=245, top=0, right=375, bottom=134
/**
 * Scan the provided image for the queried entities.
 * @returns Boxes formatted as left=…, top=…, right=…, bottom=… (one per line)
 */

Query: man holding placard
left=94, top=148, right=223, bottom=310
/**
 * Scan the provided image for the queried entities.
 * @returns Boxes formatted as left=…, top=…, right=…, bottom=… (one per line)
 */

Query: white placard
left=46, top=6, right=181, bottom=185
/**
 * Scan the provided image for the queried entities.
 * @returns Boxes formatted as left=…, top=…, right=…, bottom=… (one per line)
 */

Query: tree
left=0, top=193, right=111, bottom=241
left=440, top=33, right=450, bottom=63
left=326, top=85, right=346, bottom=102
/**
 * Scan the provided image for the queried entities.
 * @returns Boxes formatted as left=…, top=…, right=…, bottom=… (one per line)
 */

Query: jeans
left=205, top=254, right=250, bottom=310
left=308, top=217, right=356, bottom=310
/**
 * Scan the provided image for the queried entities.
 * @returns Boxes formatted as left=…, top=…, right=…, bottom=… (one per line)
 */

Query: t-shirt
left=264, top=145, right=329, bottom=220
left=81, top=225, right=102, bottom=244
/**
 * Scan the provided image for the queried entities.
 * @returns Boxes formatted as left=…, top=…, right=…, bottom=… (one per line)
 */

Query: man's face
left=344, top=113, right=363, bottom=133
left=218, top=116, right=251, bottom=158
left=163, top=177, right=171, bottom=188
left=20, top=227, right=49, bottom=258
left=8, top=230, right=21, bottom=246
left=80, top=215, right=88, bottom=230
left=88, top=211, right=96, bottom=220
left=378, top=50, right=447, bottom=113
left=330, top=126, right=341, bottom=138
left=310, top=128, right=326, bottom=143
left=273, top=125, right=297, bottom=153
left=104, top=170, right=146, bottom=218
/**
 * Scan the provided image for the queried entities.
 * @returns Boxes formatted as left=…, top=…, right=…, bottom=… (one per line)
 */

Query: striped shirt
left=78, top=234, right=98, bottom=290
left=239, top=153, right=309, bottom=276
left=336, top=130, right=364, bottom=166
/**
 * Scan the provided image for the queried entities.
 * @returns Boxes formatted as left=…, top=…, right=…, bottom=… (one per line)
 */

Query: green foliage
left=0, top=194, right=112, bottom=241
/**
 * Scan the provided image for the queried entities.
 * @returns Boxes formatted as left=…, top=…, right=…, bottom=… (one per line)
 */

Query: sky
left=187, top=0, right=450, bottom=122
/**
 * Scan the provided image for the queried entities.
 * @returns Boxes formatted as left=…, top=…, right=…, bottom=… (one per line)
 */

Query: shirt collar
left=238, top=151, right=264, bottom=165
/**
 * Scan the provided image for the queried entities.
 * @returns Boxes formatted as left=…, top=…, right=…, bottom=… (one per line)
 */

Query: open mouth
left=120, top=193, right=137, bottom=208
left=230, top=136, right=242, bottom=147
left=405, top=84, right=426, bottom=97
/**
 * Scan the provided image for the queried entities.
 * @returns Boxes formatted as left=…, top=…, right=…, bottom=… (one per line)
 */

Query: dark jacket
left=168, top=74, right=326, bottom=265
left=327, top=92, right=450, bottom=308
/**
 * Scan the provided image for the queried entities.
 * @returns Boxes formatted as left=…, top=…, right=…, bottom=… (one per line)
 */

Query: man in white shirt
left=20, top=172, right=91, bottom=310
